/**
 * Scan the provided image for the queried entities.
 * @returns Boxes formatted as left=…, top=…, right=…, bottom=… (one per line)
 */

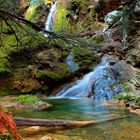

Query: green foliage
left=114, top=94, right=135, bottom=102
left=114, top=94, right=124, bottom=101
left=123, top=83, right=134, bottom=93
left=16, top=95, right=40, bottom=104
left=66, top=0, right=95, bottom=33
left=0, top=23, right=46, bottom=59
left=114, top=94, right=140, bottom=107
left=0, top=135, right=11, bottom=140
left=136, top=97, right=140, bottom=106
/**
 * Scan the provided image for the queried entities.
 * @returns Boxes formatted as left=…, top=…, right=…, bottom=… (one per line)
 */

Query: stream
left=9, top=55, right=139, bottom=139
left=12, top=98, right=140, bottom=140
left=3, top=1, right=140, bottom=140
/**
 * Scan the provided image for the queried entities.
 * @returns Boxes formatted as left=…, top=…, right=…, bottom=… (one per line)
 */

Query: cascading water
left=66, top=55, right=79, bottom=72
left=56, top=55, right=132, bottom=100
left=45, top=1, right=57, bottom=31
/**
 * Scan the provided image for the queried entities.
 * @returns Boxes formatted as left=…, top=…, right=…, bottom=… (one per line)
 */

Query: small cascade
left=56, top=71, right=96, bottom=98
left=55, top=55, right=132, bottom=100
left=45, top=1, right=57, bottom=31
left=66, top=55, right=79, bottom=72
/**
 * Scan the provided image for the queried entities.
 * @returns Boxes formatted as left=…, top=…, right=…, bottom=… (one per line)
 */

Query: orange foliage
left=0, top=109, right=21, bottom=140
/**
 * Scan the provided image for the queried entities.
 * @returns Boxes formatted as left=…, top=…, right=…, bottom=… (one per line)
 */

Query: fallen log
left=14, top=116, right=127, bottom=127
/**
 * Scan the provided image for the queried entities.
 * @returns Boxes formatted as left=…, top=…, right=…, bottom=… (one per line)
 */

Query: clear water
left=12, top=99, right=140, bottom=140
left=11, top=98, right=139, bottom=121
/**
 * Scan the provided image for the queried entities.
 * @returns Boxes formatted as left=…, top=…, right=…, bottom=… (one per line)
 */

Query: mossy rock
left=12, top=78, right=41, bottom=93
left=0, top=95, right=53, bottom=110
left=36, top=69, right=47, bottom=79
left=45, top=63, right=71, bottom=81
left=92, top=34, right=104, bottom=44
left=34, top=62, right=72, bottom=87
left=35, top=48, right=62, bottom=63
left=53, top=0, right=69, bottom=32
left=72, top=46, right=96, bottom=72
left=0, top=58, right=11, bottom=74
left=25, top=0, right=50, bottom=26
left=0, top=88, right=14, bottom=97
left=1, top=24, right=46, bottom=61
left=65, top=0, right=95, bottom=33
left=16, top=95, right=40, bottom=104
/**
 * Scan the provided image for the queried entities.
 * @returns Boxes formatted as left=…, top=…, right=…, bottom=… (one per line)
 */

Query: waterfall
left=45, top=1, right=57, bottom=31
left=66, top=55, right=79, bottom=72
left=55, top=55, right=129, bottom=100
left=56, top=70, right=96, bottom=98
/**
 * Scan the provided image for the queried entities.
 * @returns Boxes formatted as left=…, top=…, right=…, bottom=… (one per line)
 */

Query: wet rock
left=104, top=10, right=122, bottom=25
left=92, top=55, right=133, bottom=100
left=0, top=96, right=52, bottom=110
left=126, top=45, right=140, bottom=66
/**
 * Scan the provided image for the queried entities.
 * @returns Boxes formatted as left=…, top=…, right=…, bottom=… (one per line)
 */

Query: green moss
left=16, top=95, right=40, bottom=104
left=36, top=70, right=47, bottom=78
left=25, top=6, right=37, bottom=21
left=46, top=71, right=62, bottom=80
left=46, top=63, right=70, bottom=80
left=1, top=24, right=46, bottom=62
left=25, top=0, right=51, bottom=25
left=123, top=83, right=134, bottom=93
left=0, top=87, right=15, bottom=96
left=66, top=0, right=95, bottom=33
left=72, top=46, right=96, bottom=71
left=92, top=34, right=104, bottom=44
left=114, top=94, right=140, bottom=107
left=59, top=63, right=69, bottom=72
left=73, top=46, right=90, bottom=56
left=0, top=58, right=11, bottom=73
left=53, top=1, right=68, bottom=32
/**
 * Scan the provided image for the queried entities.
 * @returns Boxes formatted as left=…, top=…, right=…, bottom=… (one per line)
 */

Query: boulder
left=104, top=10, right=122, bottom=25
left=92, top=55, right=133, bottom=100
left=126, top=44, right=140, bottom=66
